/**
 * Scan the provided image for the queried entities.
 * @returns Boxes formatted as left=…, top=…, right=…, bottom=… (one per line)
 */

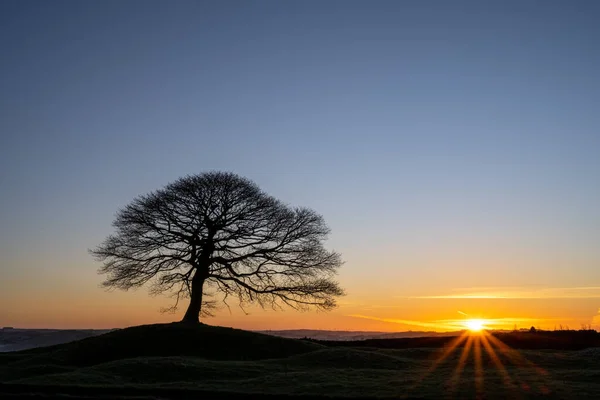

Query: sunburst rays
left=406, top=330, right=555, bottom=398
left=448, top=334, right=473, bottom=394
left=408, top=332, right=469, bottom=391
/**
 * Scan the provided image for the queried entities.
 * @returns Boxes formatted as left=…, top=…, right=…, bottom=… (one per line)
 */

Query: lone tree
left=92, top=171, right=344, bottom=323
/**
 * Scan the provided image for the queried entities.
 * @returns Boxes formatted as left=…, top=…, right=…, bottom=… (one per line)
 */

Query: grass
left=1, top=324, right=600, bottom=399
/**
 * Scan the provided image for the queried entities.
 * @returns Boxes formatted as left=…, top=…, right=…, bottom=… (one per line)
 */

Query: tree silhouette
left=91, top=171, right=344, bottom=323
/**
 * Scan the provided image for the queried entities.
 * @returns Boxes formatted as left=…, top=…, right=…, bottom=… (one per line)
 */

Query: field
left=1, top=323, right=600, bottom=399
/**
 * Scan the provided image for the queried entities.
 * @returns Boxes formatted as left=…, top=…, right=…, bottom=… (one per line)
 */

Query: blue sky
left=1, top=0, right=599, bottom=329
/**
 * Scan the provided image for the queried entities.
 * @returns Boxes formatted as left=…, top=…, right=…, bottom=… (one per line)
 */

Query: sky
left=1, top=0, right=599, bottom=331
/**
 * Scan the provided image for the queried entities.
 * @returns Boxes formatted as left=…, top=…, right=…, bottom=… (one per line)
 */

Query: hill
left=315, top=329, right=600, bottom=350
left=1, top=323, right=323, bottom=368
left=2, top=324, right=600, bottom=399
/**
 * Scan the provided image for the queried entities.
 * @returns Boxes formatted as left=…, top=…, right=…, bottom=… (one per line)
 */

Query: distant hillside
left=4, top=326, right=598, bottom=353
left=259, top=329, right=461, bottom=341
left=1, top=327, right=460, bottom=352
left=0, top=329, right=110, bottom=353
left=315, top=329, right=600, bottom=350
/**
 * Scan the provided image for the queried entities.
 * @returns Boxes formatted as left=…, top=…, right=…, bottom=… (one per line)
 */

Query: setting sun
left=465, top=319, right=485, bottom=332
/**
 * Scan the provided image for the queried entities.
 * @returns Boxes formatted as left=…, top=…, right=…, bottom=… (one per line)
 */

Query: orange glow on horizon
left=1, top=281, right=598, bottom=331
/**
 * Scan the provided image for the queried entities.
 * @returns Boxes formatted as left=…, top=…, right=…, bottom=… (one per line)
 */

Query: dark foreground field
left=1, top=324, right=599, bottom=399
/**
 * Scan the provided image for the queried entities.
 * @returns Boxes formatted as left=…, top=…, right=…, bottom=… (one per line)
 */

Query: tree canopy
left=91, top=171, right=344, bottom=322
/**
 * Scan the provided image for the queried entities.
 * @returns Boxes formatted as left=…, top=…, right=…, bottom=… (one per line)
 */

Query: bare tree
left=91, top=172, right=344, bottom=323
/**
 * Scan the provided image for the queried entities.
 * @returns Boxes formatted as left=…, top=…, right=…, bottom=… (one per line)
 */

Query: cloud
left=347, top=314, right=457, bottom=330
left=409, top=286, right=600, bottom=299
left=348, top=313, right=568, bottom=331
left=347, top=314, right=551, bottom=331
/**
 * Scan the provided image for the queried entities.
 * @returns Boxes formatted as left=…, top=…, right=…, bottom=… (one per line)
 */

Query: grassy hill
left=6, top=322, right=323, bottom=367
left=1, top=324, right=600, bottom=399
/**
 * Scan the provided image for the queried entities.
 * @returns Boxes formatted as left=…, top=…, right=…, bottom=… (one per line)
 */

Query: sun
left=465, top=319, right=485, bottom=332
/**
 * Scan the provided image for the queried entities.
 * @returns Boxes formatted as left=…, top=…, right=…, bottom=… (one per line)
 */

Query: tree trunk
left=181, top=274, right=205, bottom=323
